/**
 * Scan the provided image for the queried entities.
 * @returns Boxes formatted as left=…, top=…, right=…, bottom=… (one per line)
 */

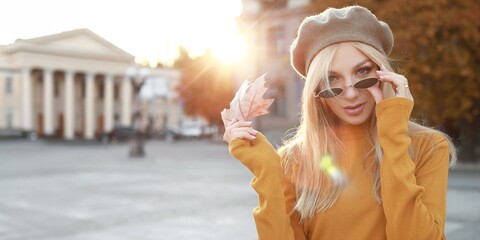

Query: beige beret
left=290, top=6, right=394, bottom=78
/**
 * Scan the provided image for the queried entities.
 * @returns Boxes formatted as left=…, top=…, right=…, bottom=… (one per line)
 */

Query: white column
left=43, top=69, right=54, bottom=135
left=22, top=67, right=33, bottom=131
left=64, top=71, right=75, bottom=139
left=84, top=73, right=95, bottom=139
left=104, top=74, right=114, bottom=132
left=121, top=76, right=132, bottom=126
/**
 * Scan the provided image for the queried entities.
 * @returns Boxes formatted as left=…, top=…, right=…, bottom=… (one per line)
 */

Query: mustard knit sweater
left=229, top=98, right=450, bottom=240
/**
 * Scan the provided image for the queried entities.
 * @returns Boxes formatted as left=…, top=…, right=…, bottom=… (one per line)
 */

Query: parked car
left=165, top=123, right=204, bottom=140
left=108, top=125, right=135, bottom=142
left=180, top=123, right=203, bottom=138
left=202, top=125, right=219, bottom=137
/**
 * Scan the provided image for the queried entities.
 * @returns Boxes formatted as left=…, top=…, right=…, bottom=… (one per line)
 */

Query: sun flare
left=171, top=0, right=245, bottom=65
left=178, top=19, right=246, bottom=65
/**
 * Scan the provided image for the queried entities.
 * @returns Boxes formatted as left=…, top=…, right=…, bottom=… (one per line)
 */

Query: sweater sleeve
left=229, top=133, right=295, bottom=240
left=282, top=173, right=308, bottom=239
left=376, top=98, right=450, bottom=240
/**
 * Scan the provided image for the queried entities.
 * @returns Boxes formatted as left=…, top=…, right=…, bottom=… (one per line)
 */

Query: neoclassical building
left=0, top=28, right=181, bottom=140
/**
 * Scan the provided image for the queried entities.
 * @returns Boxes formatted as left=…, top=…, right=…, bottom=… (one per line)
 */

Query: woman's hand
left=223, top=120, right=259, bottom=143
left=367, top=65, right=414, bottom=103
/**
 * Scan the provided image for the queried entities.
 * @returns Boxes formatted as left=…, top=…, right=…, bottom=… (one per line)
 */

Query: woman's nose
left=342, top=79, right=359, bottom=99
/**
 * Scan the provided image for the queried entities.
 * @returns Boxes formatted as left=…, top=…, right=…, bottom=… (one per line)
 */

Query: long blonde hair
left=278, top=42, right=457, bottom=220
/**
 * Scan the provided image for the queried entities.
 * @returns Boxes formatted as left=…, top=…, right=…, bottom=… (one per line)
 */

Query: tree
left=174, top=47, right=235, bottom=128
left=309, top=0, right=480, bottom=161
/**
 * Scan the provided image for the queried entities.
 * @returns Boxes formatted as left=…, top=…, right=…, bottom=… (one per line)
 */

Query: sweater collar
left=337, top=123, right=370, bottom=141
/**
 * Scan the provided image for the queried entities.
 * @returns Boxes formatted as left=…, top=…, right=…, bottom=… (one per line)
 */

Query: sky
left=0, top=0, right=245, bottom=66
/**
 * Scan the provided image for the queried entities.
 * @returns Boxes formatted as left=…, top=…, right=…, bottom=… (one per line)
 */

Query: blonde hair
left=278, top=42, right=457, bottom=220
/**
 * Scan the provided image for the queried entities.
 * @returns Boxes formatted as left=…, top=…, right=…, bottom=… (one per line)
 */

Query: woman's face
left=321, top=43, right=378, bottom=125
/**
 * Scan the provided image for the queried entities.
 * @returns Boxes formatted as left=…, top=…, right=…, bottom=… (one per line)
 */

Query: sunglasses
left=314, top=77, right=379, bottom=98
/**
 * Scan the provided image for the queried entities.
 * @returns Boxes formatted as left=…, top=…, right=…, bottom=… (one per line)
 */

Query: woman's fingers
left=367, top=85, right=384, bottom=104
left=231, top=127, right=257, bottom=139
left=376, top=65, right=414, bottom=102
left=229, top=120, right=253, bottom=128
left=223, top=120, right=258, bottom=143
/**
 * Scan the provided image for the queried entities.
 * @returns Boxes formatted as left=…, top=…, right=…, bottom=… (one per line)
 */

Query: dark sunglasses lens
left=317, top=88, right=343, bottom=98
left=353, top=78, right=379, bottom=89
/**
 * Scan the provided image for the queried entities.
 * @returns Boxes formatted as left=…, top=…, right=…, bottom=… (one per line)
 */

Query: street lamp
left=127, top=66, right=150, bottom=158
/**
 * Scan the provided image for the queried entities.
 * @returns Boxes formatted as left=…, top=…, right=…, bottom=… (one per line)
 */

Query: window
left=270, top=85, right=287, bottom=116
left=265, top=79, right=287, bottom=117
left=114, top=84, right=120, bottom=100
left=5, top=76, right=12, bottom=94
left=54, top=78, right=60, bottom=97
left=267, top=26, right=286, bottom=57
left=81, top=81, right=85, bottom=99
left=6, top=111, right=13, bottom=129
left=98, top=81, right=104, bottom=100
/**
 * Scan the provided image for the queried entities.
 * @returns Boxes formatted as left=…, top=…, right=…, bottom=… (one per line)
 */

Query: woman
left=224, top=5, right=456, bottom=240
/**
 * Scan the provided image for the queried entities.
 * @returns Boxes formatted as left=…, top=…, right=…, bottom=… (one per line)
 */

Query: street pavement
left=0, top=138, right=479, bottom=240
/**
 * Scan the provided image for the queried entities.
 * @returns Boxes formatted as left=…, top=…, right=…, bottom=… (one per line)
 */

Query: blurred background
left=0, top=0, right=479, bottom=239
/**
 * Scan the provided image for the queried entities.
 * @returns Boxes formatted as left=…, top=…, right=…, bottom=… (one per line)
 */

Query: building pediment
left=4, top=29, right=134, bottom=63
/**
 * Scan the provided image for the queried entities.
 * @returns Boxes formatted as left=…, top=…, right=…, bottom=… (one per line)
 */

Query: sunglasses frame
left=314, top=77, right=379, bottom=98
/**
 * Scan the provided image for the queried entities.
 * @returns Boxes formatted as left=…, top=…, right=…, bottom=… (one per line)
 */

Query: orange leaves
left=380, top=0, right=480, bottom=125
left=175, top=49, right=235, bottom=125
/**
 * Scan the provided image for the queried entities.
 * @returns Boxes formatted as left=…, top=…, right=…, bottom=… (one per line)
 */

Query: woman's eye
left=328, top=76, right=337, bottom=82
left=357, top=67, right=371, bottom=75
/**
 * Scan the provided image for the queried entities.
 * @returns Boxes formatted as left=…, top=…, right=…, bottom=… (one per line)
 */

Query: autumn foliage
left=174, top=47, right=234, bottom=127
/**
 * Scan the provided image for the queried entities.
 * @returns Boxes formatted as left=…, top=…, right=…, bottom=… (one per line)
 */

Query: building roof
left=3, top=28, right=134, bottom=63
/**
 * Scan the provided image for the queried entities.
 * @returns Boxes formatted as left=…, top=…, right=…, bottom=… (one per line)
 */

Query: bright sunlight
left=162, top=0, right=246, bottom=65
left=0, top=0, right=245, bottom=66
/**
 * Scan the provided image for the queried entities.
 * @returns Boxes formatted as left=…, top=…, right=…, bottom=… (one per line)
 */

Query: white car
left=179, top=123, right=202, bottom=138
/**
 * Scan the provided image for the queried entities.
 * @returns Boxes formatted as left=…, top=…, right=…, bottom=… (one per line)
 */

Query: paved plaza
left=0, top=138, right=479, bottom=240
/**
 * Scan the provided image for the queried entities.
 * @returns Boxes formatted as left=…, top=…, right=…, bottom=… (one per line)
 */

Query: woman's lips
left=344, top=103, right=365, bottom=116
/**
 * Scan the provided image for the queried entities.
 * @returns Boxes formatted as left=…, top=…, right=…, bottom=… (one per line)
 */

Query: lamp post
left=127, top=66, right=150, bottom=158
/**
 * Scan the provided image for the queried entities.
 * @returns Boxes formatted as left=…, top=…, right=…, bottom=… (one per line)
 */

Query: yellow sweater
left=229, top=98, right=450, bottom=240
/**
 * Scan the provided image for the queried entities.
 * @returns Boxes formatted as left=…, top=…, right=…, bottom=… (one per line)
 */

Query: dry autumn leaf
left=221, top=73, right=274, bottom=128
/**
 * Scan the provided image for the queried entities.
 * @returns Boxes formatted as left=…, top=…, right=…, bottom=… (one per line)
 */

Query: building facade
left=237, top=0, right=314, bottom=132
left=0, top=28, right=181, bottom=140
